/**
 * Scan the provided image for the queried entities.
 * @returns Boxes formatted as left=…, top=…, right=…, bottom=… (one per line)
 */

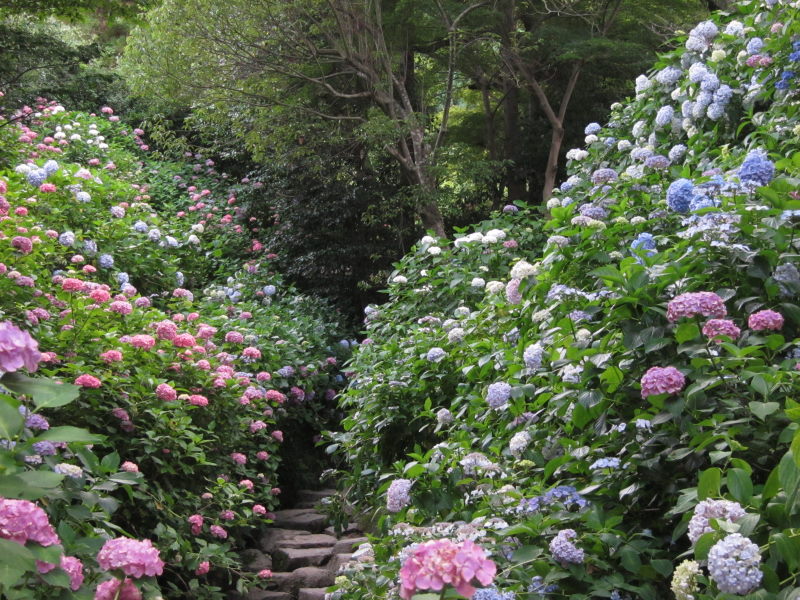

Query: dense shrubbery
left=327, top=1, right=800, bottom=599
left=0, top=101, right=350, bottom=598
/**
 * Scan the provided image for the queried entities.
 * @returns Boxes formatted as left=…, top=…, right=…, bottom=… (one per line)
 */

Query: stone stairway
left=241, top=489, right=366, bottom=600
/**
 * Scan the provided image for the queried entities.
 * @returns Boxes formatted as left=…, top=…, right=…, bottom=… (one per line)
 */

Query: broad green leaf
left=511, top=545, right=542, bottom=563
left=0, top=396, right=23, bottom=440
left=727, top=468, right=753, bottom=504
left=0, top=373, right=79, bottom=409
left=0, top=538, right=36, bottom=572
left=17, top=471, right=64, bottom=488
left=749, top=401, right=780, bottom=421
left=749, top=375, right=770, bottom=399
left=697, top=468, right=721, bottom=500
left=34, top=426, right=104, bottom=444
left=675, top=322, right=700, bottom=343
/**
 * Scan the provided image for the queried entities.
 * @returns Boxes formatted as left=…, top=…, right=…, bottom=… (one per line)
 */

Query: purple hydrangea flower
left=0, top=322, right=41, bottom=373
left=486, top=382, right=512, bottom=409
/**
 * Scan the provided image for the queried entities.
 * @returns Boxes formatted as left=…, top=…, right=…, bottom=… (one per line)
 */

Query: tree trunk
left=503, top=83, right=527, bottom=203
left=543, top=123, right=564, bottom=202
left=420, top=198, right=446, bottom=237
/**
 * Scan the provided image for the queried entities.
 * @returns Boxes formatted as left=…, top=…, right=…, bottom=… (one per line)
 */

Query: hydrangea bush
left=327, top=1, right=800, bottom=598
left=0, top=100, right=351, bottom=597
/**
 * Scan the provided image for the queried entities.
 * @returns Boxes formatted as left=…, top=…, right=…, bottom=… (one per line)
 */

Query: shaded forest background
left=0, top=0, right=731, bottom=320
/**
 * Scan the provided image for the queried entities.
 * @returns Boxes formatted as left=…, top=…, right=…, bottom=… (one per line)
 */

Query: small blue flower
left=117, top=272, right=130, bottom=285
left=631, top=232, right=656, bottom=260
left=590, top=457, right=621, bottom=470
left=666, top=179, right=695, bottom=213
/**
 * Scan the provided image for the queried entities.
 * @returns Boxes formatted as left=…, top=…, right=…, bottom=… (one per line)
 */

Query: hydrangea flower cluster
left=398, top=538, right=496, bottom=599
left=748, top=309, right=783, bottom=331
left=96, top=537, right=165, bottom=578
left=549, top=529, right=584, bottom=565
left=0, top=321, right=41, bottom=373
left=640, top=366, right=685, bottom=398
left=670, top=560, right=701, bottom=600
left=687, top=499, right=746, bottom=544
left=486, top=382, right=512, bottom=409
left=707, top=533, right=763, bottom=595
left=386, top=478, right=412, bottom=513
left=702, top=319, right=741, bottom=342
left=515, top=486, right=587, bottom=515
left=0, top=498, right=59, bottom=546
left=667, top=291, right=727, bottom=322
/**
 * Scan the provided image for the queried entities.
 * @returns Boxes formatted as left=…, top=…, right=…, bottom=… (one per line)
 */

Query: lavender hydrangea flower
left=26, top=169, right=48, bottom=187
left=98, top=254, right=114, bottom=268
left=688, top=63, right=709, bottom=83
left=644, top=155, right=669, bottom=169
left=746, top=37, right=764, bottom=55
left=386, top=478, right=412, bottom=512
left=276, top=366, right=295, bottom=378
left=669, top=145, right=687, bottom=162
left=590, top=168, right=617, bottom=185
left=58, top=231, right=76, bottom=247
left=75, top=191, right=91, bottom=203
left=550, top=529, right=584, bottom=565
left=83, top=239, right=97, bottom=255
left=0, top=322, right=41, bottom=373
left=584, top=122, right=601, bottom=135
left=523, top=343, right=544, bottom=369
left=688, top=499, right=745, bottom=544
left=655, top=106, right=674, bottom=127
left=426, top=347, right=446, bottom=362
left=655, top=66, right=682, bottom=85
left=486, top=382, right=512, bottom=409
left=707, top=534, right=762, bottom=595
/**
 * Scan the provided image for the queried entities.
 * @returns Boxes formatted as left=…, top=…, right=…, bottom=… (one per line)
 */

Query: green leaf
left=773, top=532, right=800, bottom=571
left=600, top=366, right=624, bottom=393
left=0, top=538, right=36, bottom=572
left=727, top=468, right=753, bottom=504
left=650, top=559, right=673, bottom=577
left=749, top=375, right=770, bottom=399
left=0, top=396, right=23, bottom=440
left=34, top=426, right=104, bottom=444
left=17, top=471, right=64, bottom=489
left=694, top=532, right=717, bottom=560
left=697, top=468, right=721, bottom=500
left=749, top=401, right=780, bottom=421
left=511, top=545, right=542, bottom=563
left=675, top=322, right=700, bottom=343
left=590, top=266, right=625, bottom=286
left=792, top=431, right=800, bottom=468
left=619, top=545, right=642, bottom=573
left=0, top=373, right=79, bottom=409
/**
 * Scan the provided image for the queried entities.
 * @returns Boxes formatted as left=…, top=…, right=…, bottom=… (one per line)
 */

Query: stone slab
left=245, top=591, right=291, bottom=600
left=272, top=546, right=334, bottom=571
left=332, top=537, right=367, bottom=555
left=260, top=528, right=311, bottom=553
left=272, top=510, right=328, bottom=533
left=326, top=553, right=353, bottom=575
left=297, top=489, right=336, bottom=502
left=298, top=588, right=328, bottom=600
left=280, top=533, right=338, bottom=549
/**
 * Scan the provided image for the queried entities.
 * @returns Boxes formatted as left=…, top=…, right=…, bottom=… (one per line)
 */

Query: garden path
left=240, top=489, right=365, bottom=600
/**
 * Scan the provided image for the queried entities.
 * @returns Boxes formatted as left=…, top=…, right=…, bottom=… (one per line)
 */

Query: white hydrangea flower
left=392, top=275, right=408, bottom=284
left=470, top=277, right=486, bottom=288
left=510, top=260, right=537, bottom=280
left=427, top=246, right=442, bottom=256
left=485, top=281, right=505, bottom=294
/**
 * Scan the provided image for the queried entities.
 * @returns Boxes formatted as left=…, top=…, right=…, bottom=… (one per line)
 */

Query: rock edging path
left=242, top=489, right=365, bottom=600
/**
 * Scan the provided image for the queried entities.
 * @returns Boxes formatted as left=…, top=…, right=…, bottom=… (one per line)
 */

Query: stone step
left=279, top=533, right=337, bottom=549
left=323, top=522, right=361, bottom=537
left=261, top=528, right=312, bottom=554
left=264, top=568, right=333, bottom=594
left=296, top=489, right=336, bottom=503
left=272, top=509, right=328, bottom=533
left=293, top=500, right=319, bottom=510
left=332, top=536, right=368, bottom=555
left=272, top=546, right=334, bottom=571
left=326, top=553, right=353, bottom=575
left=241, top=548, right=273, bottom=572
left=298, top=588, right=328, bottom=600
left=244, top=591, right=291, bottom=600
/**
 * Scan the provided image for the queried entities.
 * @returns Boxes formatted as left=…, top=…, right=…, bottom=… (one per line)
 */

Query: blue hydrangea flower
left=523, top=343, right=544, bottom=369
left=165, top=236, right=178, bottom=248
left=745, top=37, right=764, bottom=55
left=631, top=232, right=656, bottom=259
left=584, top=122, right=601, bottom=135
left=83, top=239, right=97, bottom=255
left=655, top=106, right=674, bottom=127
left=117, top=272, right=130, bottom=285
left=148, top=228, right=161, bottom=241
left=738, top=150, right=774, bottom=186
left=569, top=310, right=591, bottom=323
left=590, top=168, right=617, bottom=185
left=426, top=347, right=446, bottom=362
left=689, top=194, right=719, bottom=212
left=707, top=102, right=726, bottom=120
left=644, top=155, right=669, bottom=169
left=75, top=191, right=91, bottom=203
left=486, top=382, right=512, bottom=409
left=25, top=168, right=48, bottom=187
left=176, top=271, right=185, bottom=286
left=578, top=204, right=608, bottom=220
left=669, top=145, right=687, bottom=162
left=529, top=577, right=559, bottom=595
left=714, top=84, right=733, bottom=104
left=32, top=440, right=57, bottom=456
left=666, top=179, right=695, bottom=213
left=58, top=231, right=76, bottom=247
left=42, top=160, right=59, bottom=175
left=473, top=587, right=515, bottom=600
left=133, top=220, right=148, bottom=233
left=688, top=62, right=709, bottom=83
left=263, top=285, right=277, bottom=296
left=277, top=366, right=295, bottom=378
left=502, top=204, right=519, bottom=214
left=700, top=72, right=720, bottom=92
left=98, top=254, right=114, bottom=268
left=590, top=457, right=621, bottom=470
left=630, top=147, right=654, bottom=162
left=655, top=66, right=682, bottom=86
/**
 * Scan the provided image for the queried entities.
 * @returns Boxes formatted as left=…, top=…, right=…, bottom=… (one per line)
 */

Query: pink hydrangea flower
left=195, top=561, right=210, bottom=575
left=75, top=374, right=102, bottom=388
left=172, top=333, right=196, bottom=348
left=266, top=390, right=286, bottom=404
left=640, top=366, right=685, bottom=398
left=667, top=292, right=727, bottom=322
left=702, top=319, right=741, bottom=343
left=256, top=371, right=271, bottom=382
left=0, top=321, right=41, bottom=373
left=61, top=278, right=85, bottom=292
left=121, top=462, right=139, bottom=473
left=220, top=510, right=235, bottom=521
left=253, top=504, right=266, bottom=515
left=188, top=394, right=208, bottom=407
left=109, top=301, right=133, bottom=315
left=256, top=451, right=270, bottom=461
left=242, top=346, right=261, bottom=359
left=96, top=537, right=164, bottom=578
left=188, top=514, right=204, bottom=534
left=154, top=320, right=177, bottom=340
left=224, top=331, right=244, bottom=344
left=60, top=555, right=84, bottom=591
left=156, top=383, right=177, bottom=401
left=0, top=498, right=59, bottom=546
left=100, top=350, right=123, bottom=363
left=230, top=452, right=247, bottom=465
left=39, top=183, right=57, bottom=193
left=130, top=335, right=156, bottom=350
left=210, top=525, right=227, bottom=539
left=398, top=538, right=496, bottom=600
left=94, top=578, right=141, bottom=600
left=90, top=289, right=111, bottom=302
left=239, top=479, right=254, bottom=491
left=11, top=236, right=33, bottom=254
left=250, top=420, right=267, bottom=433
left=271, top=430, right=284, bottom=443
left=748, top=309, right=784, bottom=331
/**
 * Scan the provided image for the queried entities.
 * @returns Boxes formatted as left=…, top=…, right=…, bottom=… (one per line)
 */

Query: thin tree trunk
left=543, top=124, right=564, bottom=203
